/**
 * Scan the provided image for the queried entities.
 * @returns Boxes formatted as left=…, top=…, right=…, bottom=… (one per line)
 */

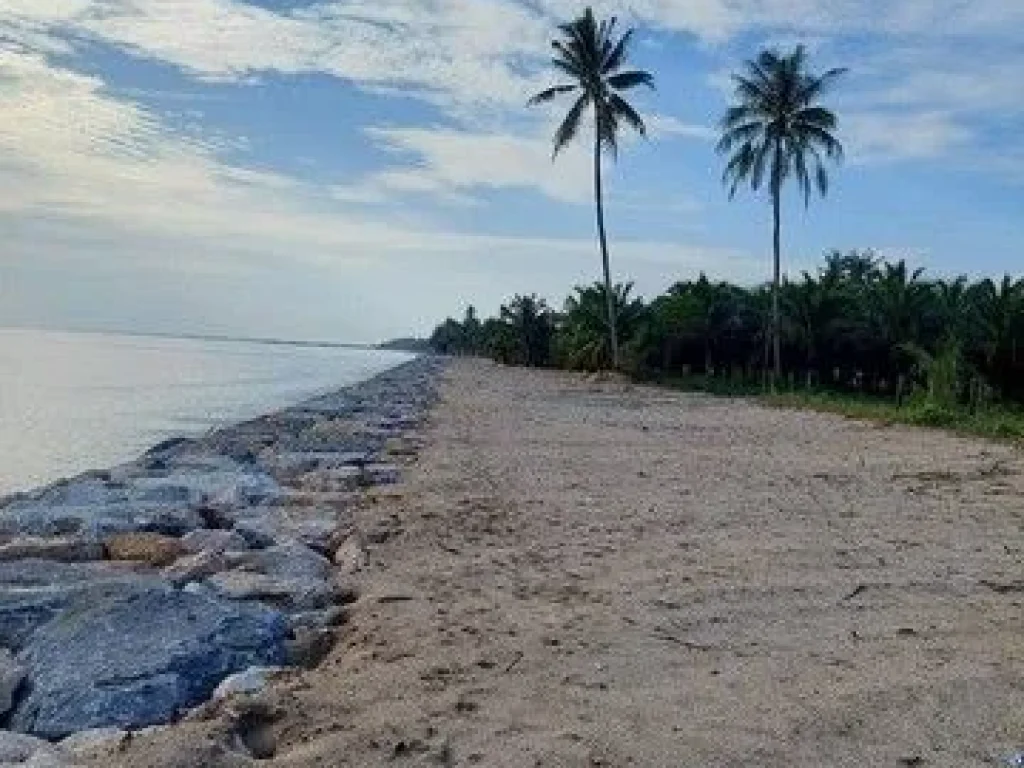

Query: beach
left=71, top=356, right=1024, bottom=767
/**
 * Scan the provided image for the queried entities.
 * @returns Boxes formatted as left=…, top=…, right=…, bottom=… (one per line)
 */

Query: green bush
left=904, top=402, right=960, bottom=427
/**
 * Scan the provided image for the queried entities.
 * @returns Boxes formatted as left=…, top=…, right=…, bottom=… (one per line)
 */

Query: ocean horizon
left=0, top=327, right=414, bottom=496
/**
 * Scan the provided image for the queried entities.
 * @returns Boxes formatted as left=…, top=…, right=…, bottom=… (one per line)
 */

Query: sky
left=1, top=1, right=1022, bottom=344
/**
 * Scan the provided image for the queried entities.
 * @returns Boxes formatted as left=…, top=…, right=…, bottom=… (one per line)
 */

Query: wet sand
left=95, top=357, right=1024, bottom=767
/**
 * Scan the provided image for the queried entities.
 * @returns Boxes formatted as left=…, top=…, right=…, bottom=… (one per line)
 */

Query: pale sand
left=93, top=358, right=1024, bottom=767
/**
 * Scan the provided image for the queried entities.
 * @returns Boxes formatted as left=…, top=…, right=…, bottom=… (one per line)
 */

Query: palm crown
left=717, top=46, right=845, bottom=203
left=528, top=7, right=654, bottom=157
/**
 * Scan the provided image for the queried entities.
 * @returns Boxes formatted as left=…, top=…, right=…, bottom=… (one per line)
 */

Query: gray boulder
left=0, top=560, right=165, bottom=650
left=180, top=529, right=248, bottom=555
left=227, top=540, right=331, bottom=581
left=1, top=647, right=27, bottom=716
left=0, top=537, right=104, bottom=563
left=127, top=467, right=281, bottom=510
left=231, top=507, right=348, bottom=553
left=162, top=551, right=229, bottom=587
left=0, top=731, right=75, bottom=767
left=11, top=588, right=288, bottom=739
left=205, top=571, right=336, bottom=611
left=0, top=497, right=202, bottom=541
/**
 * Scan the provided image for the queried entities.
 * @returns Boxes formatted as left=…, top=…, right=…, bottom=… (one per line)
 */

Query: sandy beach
left=92, top=357, right=1024, bottom=767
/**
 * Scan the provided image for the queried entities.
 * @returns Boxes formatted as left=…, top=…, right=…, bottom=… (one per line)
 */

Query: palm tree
left=529, top=7, right=653, bottom=370
left=717, top=45, right=845, bottom=389
left=559, top=282, right=646, bottom=370
left=498, top=294, right=556, bottom=367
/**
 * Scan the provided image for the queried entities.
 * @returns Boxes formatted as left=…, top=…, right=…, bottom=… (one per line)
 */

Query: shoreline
left=0, top=355, right=445, bottom=751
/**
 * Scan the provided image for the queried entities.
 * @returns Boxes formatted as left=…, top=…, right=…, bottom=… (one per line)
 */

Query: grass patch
left=655, top=374, right=1024, bottom=444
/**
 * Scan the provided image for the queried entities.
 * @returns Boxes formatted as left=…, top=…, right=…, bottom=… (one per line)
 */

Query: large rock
left=105, top=532, right=184, bottom=566
left=11, top=589, right=288, bottom=739
left=205, top=571, right=337, bottom=611
left=180, top=529, right=248, bottom=555
left=127, top=467, right=281, bottom=509
left=0, top=731, right=75, bottom=767
left=227, top=540, right=331, bottom=581
left=261, top=450, right=370, bottom=481
left=0, top=560, right=164, bottom=650
left=1, top=646, right=27, bottom=716
left=296, top=466, right=363, bottom=493
left=163, top=550, right=229, bottom=587
left=0, top=463, right=282, bottom=543
left=0, top=475, right=209, bottom=540
left=0, top=536, right=104, bottom=563
left=231, top=507, right=349, bottom=553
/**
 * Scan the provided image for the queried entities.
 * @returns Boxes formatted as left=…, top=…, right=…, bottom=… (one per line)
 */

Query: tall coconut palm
left=528, top=7, right=653, bottom=370
left=717, top=45, right=845, bottom=389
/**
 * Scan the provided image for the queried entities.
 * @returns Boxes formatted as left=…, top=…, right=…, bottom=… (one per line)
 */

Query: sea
left=0, top=328, right=414, bottom=497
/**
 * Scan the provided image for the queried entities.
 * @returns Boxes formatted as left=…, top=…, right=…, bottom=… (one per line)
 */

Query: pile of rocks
left=0, top=356, right=442, bottom=752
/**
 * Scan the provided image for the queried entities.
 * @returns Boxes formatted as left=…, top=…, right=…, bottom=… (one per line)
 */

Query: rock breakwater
left=0, top=355, right=443, bottom=746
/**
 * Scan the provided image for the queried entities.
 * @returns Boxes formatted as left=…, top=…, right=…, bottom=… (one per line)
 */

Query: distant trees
left=717, top=45, right=845, bottom=390
left=427, top=251, right=1024, bottom=409
left=529, top=7, right=653, bottom=370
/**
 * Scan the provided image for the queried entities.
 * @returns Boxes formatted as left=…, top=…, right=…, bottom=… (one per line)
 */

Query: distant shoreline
left=0, top=325, right=421, bottom=352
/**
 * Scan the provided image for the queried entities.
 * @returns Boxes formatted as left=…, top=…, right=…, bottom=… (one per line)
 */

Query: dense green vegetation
left=428, top=251, right=1024, bottom=437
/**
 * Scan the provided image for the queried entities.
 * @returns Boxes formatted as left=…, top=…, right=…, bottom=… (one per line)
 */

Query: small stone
left=0, top=730, right=74, bottom=766
left=0, top=536, right=105, bottom=563
left=361, top=464, right=401, bottom=486
left=286, top=627, right=336, bottom=669
left=1, top=646, right=27, bottom=716
left=288, top=605, right=347, bottom=632
left=213, top=666, right=282, bottom=701
left=332, top=533, right=369, bottom=574
left=105, top=532, right=184, bottom=566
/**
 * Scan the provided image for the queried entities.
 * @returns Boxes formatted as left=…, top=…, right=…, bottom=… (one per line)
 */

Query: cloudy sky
left=2, top=1, right=1022, bottom=343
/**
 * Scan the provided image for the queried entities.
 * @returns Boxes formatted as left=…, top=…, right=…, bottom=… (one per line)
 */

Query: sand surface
left=94, top=358, right=1024, bottom=767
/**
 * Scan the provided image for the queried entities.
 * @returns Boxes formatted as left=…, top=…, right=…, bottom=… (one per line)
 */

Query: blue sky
left=1, top=0, right=1022, bottom=343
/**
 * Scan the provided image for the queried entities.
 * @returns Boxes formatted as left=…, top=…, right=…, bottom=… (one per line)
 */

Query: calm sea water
left=0, top=329, right=414, bottom=496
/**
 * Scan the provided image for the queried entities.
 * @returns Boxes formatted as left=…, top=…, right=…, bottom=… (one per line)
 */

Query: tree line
left=429, top=251, right=1024, bottom=409
left=426, top=7, right=1022, bottom=413
left=526, top=7, right=844, bottom=385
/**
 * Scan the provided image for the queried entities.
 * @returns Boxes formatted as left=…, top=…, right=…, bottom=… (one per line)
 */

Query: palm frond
left=553, top=93, right=589, bottom=156
left=533, top=7, right=650, bottom=163
left=718, top=45, right=844, bottom=204
left=606, top=70, right=654, bottom=91
left=603, top=27, right=632, bottom=72
left=528, top=83, right=576, bottom=106
left=609, top=93, right=646, bottom=137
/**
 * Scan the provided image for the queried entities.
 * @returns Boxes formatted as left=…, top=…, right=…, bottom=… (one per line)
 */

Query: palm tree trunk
left=593, top=129, right=619, bottom=370
left=771, top=177, right=782, bottom=392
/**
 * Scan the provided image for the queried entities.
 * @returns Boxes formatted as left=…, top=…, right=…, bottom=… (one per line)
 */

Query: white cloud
left=336, top=125, right=593, bottom=205
left=647, top=114, right=713, bottom=141
left=844, top=111, right=972, bottom=164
